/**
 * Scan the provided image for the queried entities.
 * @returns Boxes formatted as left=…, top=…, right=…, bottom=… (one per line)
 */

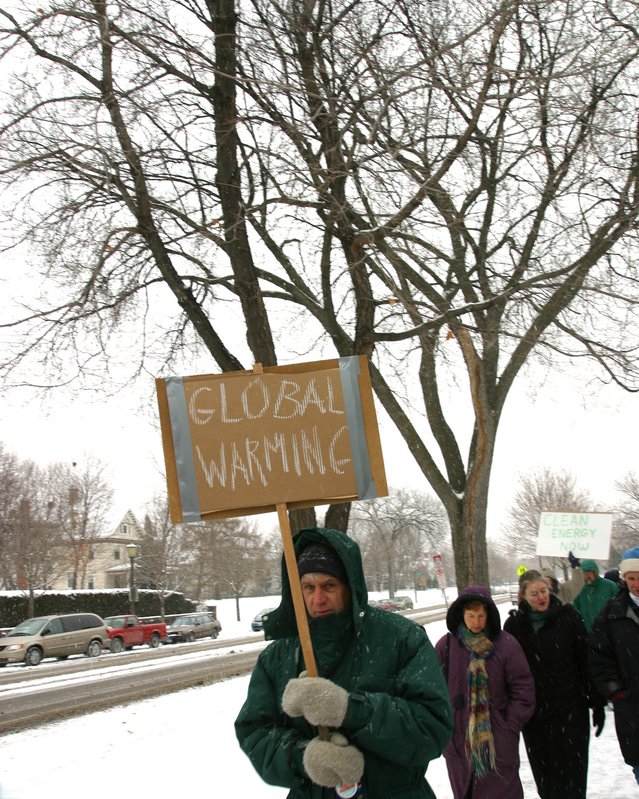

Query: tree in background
left=503, top=468, right=592, bottom=575
left=179, top=520, right=231, bottom=601
left=2, top=1, right=639, bottom=587
left=611, top=472, right=639, bottom=562
left=488, top=545, right=522, bottom=589
left=0, top=443, right=115, bottom=601
left=139, top=496, right=190, bottom=619
left=0, top=442, right=21, bottom=589
left=0, top=460, right=60, bottom=615
left=211, top=519, right=272, bottom=620
left=51, top=458, right=113, bottom=589
left=350, top=488, right=449, bottom=596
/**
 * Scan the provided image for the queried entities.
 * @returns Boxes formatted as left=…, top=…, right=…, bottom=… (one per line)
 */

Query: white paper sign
left=536, top=511, right=613, bottom=559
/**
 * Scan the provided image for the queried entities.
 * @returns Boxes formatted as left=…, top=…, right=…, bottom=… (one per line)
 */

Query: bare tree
left=350, top=488, right=449, bottom=595
left=2, top=1, right=639, bottom=587
left=0, top=442, right=21, bottom=588
left=503, top=468, right=593, bottom=575
left=139, top=496, right=190, bottom=618
left=612, top=472, right=639, bottom=559
left=0, top=459, right=61, bottom=614
left=210, top=519, right=271, bottom=620
left=488, top=545, right=521, bottom=589
left=50, top=458, right=114, bottom=589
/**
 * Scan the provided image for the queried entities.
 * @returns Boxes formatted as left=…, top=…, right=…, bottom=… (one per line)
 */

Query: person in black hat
left=235, top=527, right=453, bottom=799
left=603, top=567, right=620, bottom=585
left=296, top=542, right=351, bottom=619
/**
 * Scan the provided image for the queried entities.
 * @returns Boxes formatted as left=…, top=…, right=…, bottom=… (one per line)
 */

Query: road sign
left=432, top=554, right=446, bottom=589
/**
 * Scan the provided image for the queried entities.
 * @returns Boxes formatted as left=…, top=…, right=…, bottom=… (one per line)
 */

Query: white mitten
left=282, top=675, right=349, bottom=727
left=303, top=732, right=364, bottom=787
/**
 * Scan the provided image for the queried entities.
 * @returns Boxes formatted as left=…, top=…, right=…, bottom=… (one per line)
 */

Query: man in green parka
left=573, top=558, right=619, bottom=631
left=235, top=527, right=453, bottom=799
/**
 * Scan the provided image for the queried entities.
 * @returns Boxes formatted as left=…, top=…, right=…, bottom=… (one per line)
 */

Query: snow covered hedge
left=0, top=589, right=196, bottom=628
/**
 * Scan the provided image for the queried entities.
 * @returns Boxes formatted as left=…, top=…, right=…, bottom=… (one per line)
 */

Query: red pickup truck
left=104, top=614, right=167, bottom=653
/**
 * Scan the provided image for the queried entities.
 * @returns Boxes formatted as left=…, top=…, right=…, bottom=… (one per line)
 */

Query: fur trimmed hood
left=445, top=585, right=501, bottom=640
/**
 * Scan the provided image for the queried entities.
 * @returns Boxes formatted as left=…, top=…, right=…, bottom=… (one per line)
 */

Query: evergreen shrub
left=0, top=590, right=196, bottom=629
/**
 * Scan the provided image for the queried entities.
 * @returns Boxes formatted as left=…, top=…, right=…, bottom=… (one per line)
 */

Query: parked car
left=0, top=613, right=110, bottom=667
left=369, top=597, right=399, bottom=611
left=251, top=608, right=275, bottom=632
left=165, top=612, right=221, bottom=643
left=371, top=596, right=413, bottom=612
left=392, top=595, right=414, bottom=610
left=104, top=614, right=168, bottom=653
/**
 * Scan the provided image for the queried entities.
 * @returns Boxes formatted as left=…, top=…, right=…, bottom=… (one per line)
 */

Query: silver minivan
left=0, top=613, right=111, bottom=666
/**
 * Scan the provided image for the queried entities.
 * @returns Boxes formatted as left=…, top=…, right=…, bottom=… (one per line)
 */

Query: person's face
left=300, top=573, right=351, bottom=618
left=584, top=570, right=597, bottom=584
left=463, top=605, right=488, bottom=634
left=524, top=579, right=551, bottom=611
left=624, top=571, right=639, bottom=598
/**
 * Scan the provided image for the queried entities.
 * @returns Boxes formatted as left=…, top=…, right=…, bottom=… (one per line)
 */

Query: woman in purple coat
left=435, top=586, right=535, bottom=799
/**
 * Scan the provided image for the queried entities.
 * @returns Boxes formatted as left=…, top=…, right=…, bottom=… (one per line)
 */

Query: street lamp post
left=126, top=542, right=138, bottom=615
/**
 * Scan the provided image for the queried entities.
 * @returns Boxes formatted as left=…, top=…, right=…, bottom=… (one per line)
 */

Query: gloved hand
left=592, top=705, right=605, bottom=737
left=568, top=550, right=580, bottom=569
left=303, top=732, right=364, bottom=787
left=283, top=675, right=349, bottom=728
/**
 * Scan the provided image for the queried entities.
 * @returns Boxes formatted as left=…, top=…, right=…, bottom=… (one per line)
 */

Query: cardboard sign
left=535, top=511, right=613, bottom=560
left=156, top=356, right=388, bottom=522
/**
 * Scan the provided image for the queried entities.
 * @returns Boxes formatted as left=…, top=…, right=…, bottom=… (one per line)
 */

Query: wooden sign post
left=155, top=355, right=388, bottom=724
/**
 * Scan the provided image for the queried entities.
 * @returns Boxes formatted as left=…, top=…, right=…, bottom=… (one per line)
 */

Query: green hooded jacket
left=234, top=527, right=452, bottom=799
left=573, top=559, right=619, bottom=630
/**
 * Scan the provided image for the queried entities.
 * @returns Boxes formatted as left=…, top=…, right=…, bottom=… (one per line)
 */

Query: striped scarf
left=460, top=629, right=497, bottom=778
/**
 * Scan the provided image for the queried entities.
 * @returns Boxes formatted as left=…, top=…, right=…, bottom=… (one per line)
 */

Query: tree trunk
left=324, top=503, right=351, bottom=533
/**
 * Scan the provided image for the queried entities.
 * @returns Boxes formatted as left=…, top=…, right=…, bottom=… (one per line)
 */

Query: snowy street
left=0, top=594, right=636, bottom=798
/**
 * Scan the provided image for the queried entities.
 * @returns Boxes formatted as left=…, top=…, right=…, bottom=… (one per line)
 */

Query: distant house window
left=87, top=575, right=95, bottom=589
left=122, top=524, right=129, bottom=535
left=67, top=572, right=74, bottom=588
left=114, top=547, right=121, bottom=560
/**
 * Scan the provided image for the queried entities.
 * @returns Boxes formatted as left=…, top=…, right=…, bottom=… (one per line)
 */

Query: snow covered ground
left=0, top=591, right=636, bottom=798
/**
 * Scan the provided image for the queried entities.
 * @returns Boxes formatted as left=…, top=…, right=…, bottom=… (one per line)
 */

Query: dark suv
left=165, top=612, right=221, bottom=643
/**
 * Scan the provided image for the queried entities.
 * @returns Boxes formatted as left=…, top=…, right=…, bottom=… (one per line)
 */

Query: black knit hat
left=297, top=543, right=348, bottom=584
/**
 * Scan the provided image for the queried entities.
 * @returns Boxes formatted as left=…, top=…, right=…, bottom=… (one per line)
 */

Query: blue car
left=251, top=608, right=275, bottom=632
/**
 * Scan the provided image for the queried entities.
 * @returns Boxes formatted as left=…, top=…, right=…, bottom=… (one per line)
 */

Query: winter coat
left=573, top=560, right=619, bottom=630
left=234, top=527, right=453, bottom=799
left=590, top=586, right=639, bottom=766
left=503, top=595, right=600, bottom=799
left=435, top=586, right=535, bottom=799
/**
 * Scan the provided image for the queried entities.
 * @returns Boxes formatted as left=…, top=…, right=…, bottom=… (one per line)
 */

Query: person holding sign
left=235, top=527, right=453, bottom=799
left=572, top=558, right=619, bottom=631
left=540, top=550, right=585, bottom=603
left=504, top=570, right=605, bottom=799
left=590, top=547, right=639, bottom=787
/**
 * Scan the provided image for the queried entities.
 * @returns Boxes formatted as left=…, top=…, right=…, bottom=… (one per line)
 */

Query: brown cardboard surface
left=156, top=357, right=387, bottom=522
